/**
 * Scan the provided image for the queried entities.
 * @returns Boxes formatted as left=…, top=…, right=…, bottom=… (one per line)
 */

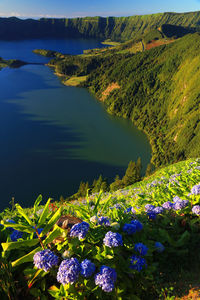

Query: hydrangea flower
left=123, top=223, right=137, bottom=234
left=33, top=249, right=59, bottom=272
left=70, top=222, right=89, bottom=240
left=145, top=204, right=155, bottom=212
left=130, top=220, right=143, bottom=231
left=191, top=184, right=200, bottom=195
left=103, top=231, right=123, bottom=248
left=95, top=266, right=117, bottom=292
left=134, top=243, right=148, bottom=256
left=80, top=259, right=95, bottom=278
left=153, top=207, right=164, bottom=214
left=172, top=200, right=188, bottom=210
left=57, top=258, right=80, bottom=285
left=162, top=201, right=173, bottom=210
left=98, top=216, right=110, bottom=227
left=147, top=212, right=157, bottom=220
left=10, top=230, right=23, bottom=241
left=130, top=255, right=146, bottom=271
left=155, top=242, right=165, bottom=252
left=192, top=205, right=200, bottom=215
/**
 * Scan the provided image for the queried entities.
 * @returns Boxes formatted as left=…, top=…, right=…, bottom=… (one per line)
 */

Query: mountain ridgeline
left=1, top=11, right=200, bottom=41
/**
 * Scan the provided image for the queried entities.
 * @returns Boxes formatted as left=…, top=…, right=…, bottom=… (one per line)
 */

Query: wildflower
left=33, top=249, right=59, bottom=272
left=70, top=222, right=89, bottom=240
left=134, top=243, right=148, bottom=256
left=80, top=259, right=95, bottom=278
left=10, top=230, right=23, bottom=241
left=155, top=242, right=165, bottom=252
left=98, top=216, right=110, bottom=226
left=130, top=255, right=146, bottom=271
left=191, top=184, right=200, bottom=195
left=145, top=204, right=155, bottom=212
left=130, top=220, right=143, bottom=231
left=57, top=258, right=80, bottom=285
left=123, top=223, right=137, bottom=234
left=162, top=201, right=173, bottom=210
left=95, top=265, right=117, bottom=292
left=192, top=205, right=200, bottom=215
left=103, top=231, right=123, bottom=248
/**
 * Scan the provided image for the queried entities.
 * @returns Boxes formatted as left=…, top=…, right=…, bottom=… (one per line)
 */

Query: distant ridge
left=0, top=11, right=200, bottom=40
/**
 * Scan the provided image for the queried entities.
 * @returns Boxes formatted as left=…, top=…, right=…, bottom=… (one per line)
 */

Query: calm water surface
left=0, top=39, right=151, bottom=210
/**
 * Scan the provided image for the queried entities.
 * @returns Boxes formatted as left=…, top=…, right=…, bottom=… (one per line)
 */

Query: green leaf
left=43, top=224, right=65, bottom=245
left=38, top=198, right=51, bottom=227
left=41, top=207, right=62, bottom=236
left=2, top=238, right=39, bottom=252
left=2, top=222, right=35, bottom=233
left=33, top=195, right=43, bottom=215
left=12, top=246, right=42, bottom=267
left=15, top=204, right=34, bottom=226
left=93, top=191, right=103, bottom=214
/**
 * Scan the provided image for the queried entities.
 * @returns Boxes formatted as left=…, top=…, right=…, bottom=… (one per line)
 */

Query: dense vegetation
left=38, top=32, right=200, bottom=168
left=1, top=158, right=200, bottom=299
left=1, top=11, right=200, bottom=41
left=0, top=57, right=26, bottom=69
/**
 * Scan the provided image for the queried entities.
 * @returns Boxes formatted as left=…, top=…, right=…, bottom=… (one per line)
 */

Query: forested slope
left=1, top=11, right=200, bottom=40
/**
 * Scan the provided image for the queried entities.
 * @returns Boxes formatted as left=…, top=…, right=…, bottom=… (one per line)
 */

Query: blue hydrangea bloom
left=103, top=231, right=123, bottom=248
left=124, top=207, right=133, bottom=213
left=57, top=258, right=81, bottom=284
left=173, top=196, right=181, bottom=202
left=145, top=204, right=155, bottom=212
left=95, top=265, right=117, bottom=292
left=130, top=255, right=146, bottom=271
left=70, top=222, right=89, bottom=240
left=123, top=223, right=137, bottom=234
left=134, top=243, right=148, bottom=256
left=153, top=207, right=164, bottom=214
left=191, top=184, right=200, bottom=195
left=33, top=249, right=59, bottom=272
left=155, top=242, right=165, bottom=252
left=172, top=200, right=188, bottom=210
left=130, top=220, right=143, bottom=231
left=80, top=259, right=95, bottom=278
left=98, top=216, right=111, bottom=227
left=10, top=230, right=23, bottom=241
left=147, top=212, right=157, bottom=220
left=192, top=205, right=200, bottom=215
left=162, top=201, right=173, bottom=210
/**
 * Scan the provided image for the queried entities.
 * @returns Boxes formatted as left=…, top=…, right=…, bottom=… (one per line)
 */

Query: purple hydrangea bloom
left=145, top=204, right=155, bottom=212
left=10, top=230, right=23, bottom=241
left=134, top=243, right=148, bottom=256
left=103, top=231, right=123, bottom=248
left=153, top=207, right=164, bottom=214
left=155, top=242, right=165, bottom=252
left=130, top=255, right=146, bottom=271
left=70, top=222, right=89, bottom=240
left=162, top=201, right=173, bottom=210
left=192, top=205, right=200, bottom=215
left=57, top=258, right=81, bottom=284
left=173, top=196, right=181, bottom=202
left=123, top=223, right=137, bottom=234
left=130, top=220, right=143, bottom=231
left=191, top=184, right=200, bottom=195
left=33, top=249, right=59, bottom=272
left=172, top=200, right=188, bottom=210
left=98, top=216, right=111, bottom=227
left=95, top=266, right=117, bottom=292
left=80, top=259, right=95, bottom=278
left=147, top=212, right=157, bottom=220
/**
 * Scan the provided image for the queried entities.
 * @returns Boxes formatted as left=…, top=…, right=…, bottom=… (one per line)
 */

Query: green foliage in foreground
left=0, top=158, right=200, bottom=299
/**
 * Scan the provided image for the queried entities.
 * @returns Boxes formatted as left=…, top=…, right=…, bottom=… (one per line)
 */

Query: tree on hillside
left=136, top=157, right=142, bottom=181
left=122, top=161, right=137, bottom=186
left=145, top=163, right=154, bottom=177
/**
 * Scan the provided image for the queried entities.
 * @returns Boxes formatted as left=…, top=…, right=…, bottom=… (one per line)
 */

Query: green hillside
left=1, top=11, right=200, bottom=40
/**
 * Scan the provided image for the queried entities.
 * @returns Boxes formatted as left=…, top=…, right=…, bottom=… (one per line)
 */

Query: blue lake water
left=0, top=38, right=151, bottom=210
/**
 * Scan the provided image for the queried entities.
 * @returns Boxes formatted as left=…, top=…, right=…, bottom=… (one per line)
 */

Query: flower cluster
left=98, top=216, right=110, bottom=226
left=95, top=266, right=117, bottom=292
left=70, top=222, right=89, bottom=240
left=57, top=258, right=81, bottom=285
left=172, top=198, right=189, bottom=210
left=134, top=243, right=148, bottom=256
left=123, top=219, right=143, bottom=234
left=130, top=255, right=146, bottom=271
left=191, top=184, right=200, bottom=195
left=10, top=230, right=23, bottom=241
left=33, top=249, right=59, bottom=272
left=162, top=201, right=173, bottom=210
left=192, top=205, right=200, bottom=215
left=80, top=259, right=95, bottom=278
left=103, top=231, right=123, bottom=248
